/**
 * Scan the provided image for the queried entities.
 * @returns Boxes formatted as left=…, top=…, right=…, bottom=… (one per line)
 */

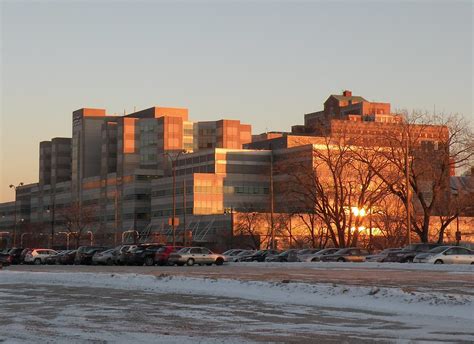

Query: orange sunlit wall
left=163, top=116, right=184, bottom=151
left=123, top=118, right=138, bottom=154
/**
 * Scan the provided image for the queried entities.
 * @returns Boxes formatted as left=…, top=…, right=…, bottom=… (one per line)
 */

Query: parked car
left=384, top=243, right=442, bottom=263
left=320, top=248, right=370, bottom=262
left=92, top=248, right=118, bottom=265
left=230, top=250, right=256, bottom=262
left=0, top=252, right=12, bottom=267
left=168, top=247, right=225, bottom=266
left=58, top=250, right=77, bottom=265
left=24, top=249, right=59, bottom=265
left=20, top=248, right=31, bottom=263
left=125, top=244, right=163, bottom=266
left=222, top=249, right=245, bottom=262
left=299, top=248, right=340, bottom=262
left=240, top=249, right=280, bottom=262
left=146, top=245, right=183, bottom=266
left=45, top=250, right=71, bottom=265
left=296, top=248, right=321, bottom=261
left=74, top=246, right=109, bottom=265
left=265, top=249, right=299, bottom=262
left=7, top=247, right=24, bottom=264
left=365, top=248, right=402, bottom=262
left=114, top=245, right=136, bottom=265
left=413, top=246, right=474, bottom=264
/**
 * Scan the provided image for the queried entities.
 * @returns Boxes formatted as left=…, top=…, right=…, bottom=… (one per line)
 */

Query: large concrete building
left=1, top=90, right=471, bottom=249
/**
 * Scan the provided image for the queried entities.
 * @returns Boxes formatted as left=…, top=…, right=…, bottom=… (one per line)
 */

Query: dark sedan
left=384, top=243, right=442, bottom=263
left=74, top=246, right=109, bottom=265
left=59, top=250, right=77, bottom=265
left=240, top=249, right=280, bottom=262
left=7, top=248, right=24, bottom=264
left=0, top=252, right=12, bottom=267
left=320, top=248, right=370, bottom=262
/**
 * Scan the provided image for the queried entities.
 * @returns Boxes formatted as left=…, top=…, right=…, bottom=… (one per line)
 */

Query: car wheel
left=215, top=258, right=224, bottom=266
left=311, top=258, right=319, bottom=262
left=434, top=259, right=444, bottom=264
left=337, top=258, right=345, bottom=262
left=106, top=258, right=113, bottom=266
left=145, top=257, right=154, bottom=266
left=186, top=258, right=195, bottom=266
left=34, top=258, right=42, bottom=265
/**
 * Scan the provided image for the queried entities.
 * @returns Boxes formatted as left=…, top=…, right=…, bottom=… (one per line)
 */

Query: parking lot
left=1, top=262, right=473, bottom=343
left=6, top=262, right=474, bottom=295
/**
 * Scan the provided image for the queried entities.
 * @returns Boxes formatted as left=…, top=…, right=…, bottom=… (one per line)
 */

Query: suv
left=385, top=243, right=442, bottom=263
left=74, top=246, right=109, bottom=265
left=320, top=248, right=370, bottom=262
left=146, top=246, right=183, bottom=266
left=125, top=244, right=163, bottom=266
left=24, top=249, right=58, bottom=265
left=7, top=247, right=24, bottom=264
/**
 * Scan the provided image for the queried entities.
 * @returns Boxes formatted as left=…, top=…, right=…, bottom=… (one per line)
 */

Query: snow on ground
left=1, top=270, right=473, bottom=343
left=235, top=261, right=474, bottom=273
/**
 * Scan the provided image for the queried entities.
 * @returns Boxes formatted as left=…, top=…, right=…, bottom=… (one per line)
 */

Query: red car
left=146, top=246, right=183, bottom=266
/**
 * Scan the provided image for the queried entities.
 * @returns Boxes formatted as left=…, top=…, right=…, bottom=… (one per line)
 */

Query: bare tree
left=283, top=132, right=390, bottom=248
left=57, top=202, right=97, bottom=248
left=233, top=211, right=266, bottom=249
left=359, top=112, right=474, bottom=242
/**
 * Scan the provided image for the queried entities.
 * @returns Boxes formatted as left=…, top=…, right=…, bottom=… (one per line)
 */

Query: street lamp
left=9, top=182, right=24, bottom=247
left=58, top=231, right=75, bottom=250
left=164, top=150, right=186, bottom=247
left=121, top=230, right=139, bottom=244
left=87, top=231, right=94, bottom=246
left=46, top=203, right=56, bottom=249
left=20, top=232, right=32, bottom=247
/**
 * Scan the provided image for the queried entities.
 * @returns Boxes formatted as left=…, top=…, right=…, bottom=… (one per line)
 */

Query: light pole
left=9, top=182, right=24, bottom=247
left=87, top=231, right=94, bottom=246
left=164, top=150, right=186, bottom=247
left=20, top=232, right=32, bottom=247
left=46, top=202, right=56, bottom=249
left=58, top=231, right=74, bottom=250
left=121, top=230, right=139, bottom=244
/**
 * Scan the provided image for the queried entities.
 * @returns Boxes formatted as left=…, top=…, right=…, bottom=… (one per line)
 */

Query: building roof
left=329, top=95, right=367, bottom=103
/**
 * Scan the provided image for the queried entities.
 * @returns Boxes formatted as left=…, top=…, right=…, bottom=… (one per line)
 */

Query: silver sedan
left=414, top=246, right=474, bottom=264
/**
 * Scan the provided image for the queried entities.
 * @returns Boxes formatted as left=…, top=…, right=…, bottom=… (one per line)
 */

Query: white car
left=168, top=247, right=225, bottom=266
left=24, top=249, right=59, bottom=265
left=414, top=246, right=474, bottom=264
left=222, top=249, right=245, bottom=262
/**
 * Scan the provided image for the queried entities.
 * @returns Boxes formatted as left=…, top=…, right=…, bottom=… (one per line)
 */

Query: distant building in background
left=0, top=90, right=471, bottom=250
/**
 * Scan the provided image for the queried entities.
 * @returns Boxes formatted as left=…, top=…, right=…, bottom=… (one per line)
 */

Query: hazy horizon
left=1, top=1, right=472, bottom=202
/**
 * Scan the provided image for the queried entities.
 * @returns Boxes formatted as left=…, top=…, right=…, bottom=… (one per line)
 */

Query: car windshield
left=334, top=248, right=350, bottom=254
left=222, top=250, right=234, bottom=255
left=402, top=245, right=418, bottom=252
left=177, top=248, right=190, bottom=254
left=428, top=246, right=450, bottom=254
left=102, top=249, right=115, bottom=254
left=315, top=248, right=334, bottom=255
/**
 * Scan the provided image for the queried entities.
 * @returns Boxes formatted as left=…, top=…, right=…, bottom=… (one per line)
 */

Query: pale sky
left=0, top=1, right=472, bottom=202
